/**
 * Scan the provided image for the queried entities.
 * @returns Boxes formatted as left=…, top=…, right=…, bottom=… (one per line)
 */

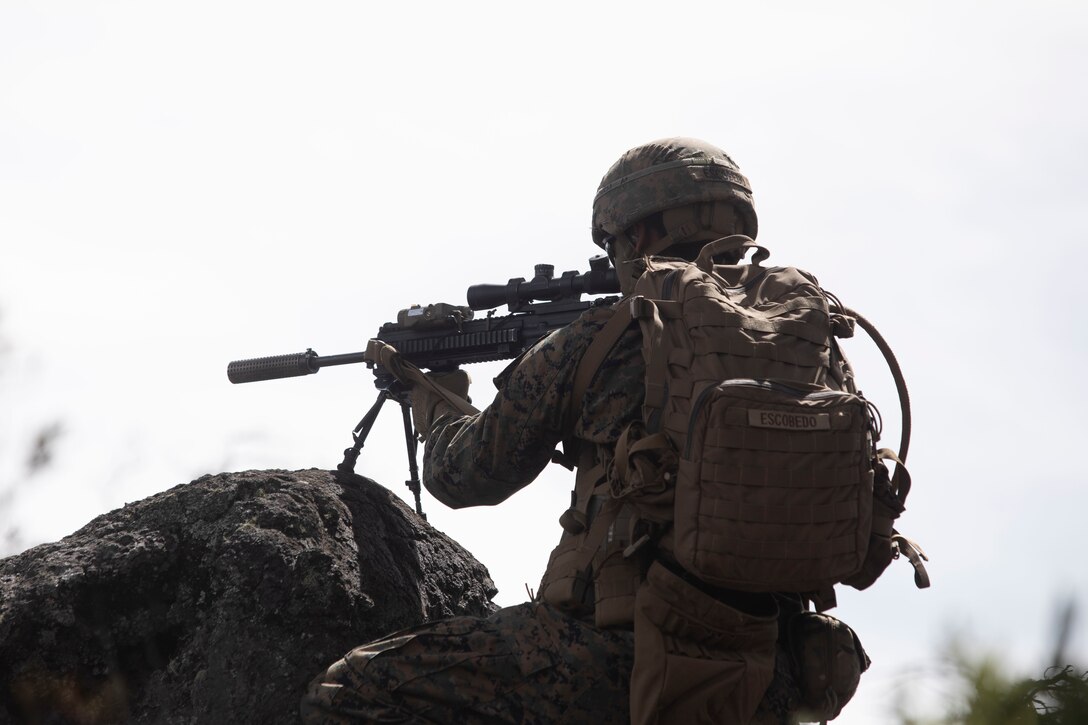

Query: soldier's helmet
left=591, top=137, right=758, bottom=248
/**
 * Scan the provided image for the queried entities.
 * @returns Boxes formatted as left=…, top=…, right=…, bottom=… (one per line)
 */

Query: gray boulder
left=0, top=468, right=497, bottom=723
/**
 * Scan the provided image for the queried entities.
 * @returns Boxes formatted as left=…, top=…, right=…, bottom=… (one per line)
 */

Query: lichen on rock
left=0, top=468, right=497, bottom=723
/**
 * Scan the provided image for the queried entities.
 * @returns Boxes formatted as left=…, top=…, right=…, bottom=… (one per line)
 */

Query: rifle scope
left=466, top=257, right=618, bottom=311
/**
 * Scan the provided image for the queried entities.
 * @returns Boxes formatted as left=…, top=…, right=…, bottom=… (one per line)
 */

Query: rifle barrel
left=228, top=350, right=371, bottom=384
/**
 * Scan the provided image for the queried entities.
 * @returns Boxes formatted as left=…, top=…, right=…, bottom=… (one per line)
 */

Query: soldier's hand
left=364, top=339, right=411, bottom=385
left=364, top=340, right=477, bottom=434
left=412, top=369, right=472, bottom=440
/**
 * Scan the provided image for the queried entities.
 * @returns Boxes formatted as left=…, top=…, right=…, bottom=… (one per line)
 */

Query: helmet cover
left=591, top=137, right=757, bottom=247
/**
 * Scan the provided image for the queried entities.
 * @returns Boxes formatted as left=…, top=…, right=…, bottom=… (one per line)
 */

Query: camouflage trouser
left=301, top=602, right=797, bottom=724
left=300, top=602, right=634, bottom=724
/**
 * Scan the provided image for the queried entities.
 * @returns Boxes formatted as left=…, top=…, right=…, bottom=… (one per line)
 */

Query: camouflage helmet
left=591, top=137, right=757, bottom=247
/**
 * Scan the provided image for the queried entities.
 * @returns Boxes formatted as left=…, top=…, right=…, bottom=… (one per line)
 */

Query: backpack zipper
left=661, top=268, right=680, bottom=300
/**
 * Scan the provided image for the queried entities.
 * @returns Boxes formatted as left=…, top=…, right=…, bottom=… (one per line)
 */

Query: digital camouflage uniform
left=424, top=305, right=643, bottom=507
left=301, top=306, right=799, bottom=724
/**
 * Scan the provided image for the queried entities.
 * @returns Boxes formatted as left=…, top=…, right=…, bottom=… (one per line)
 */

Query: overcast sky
left=2, top=2, right=1086, bottom=721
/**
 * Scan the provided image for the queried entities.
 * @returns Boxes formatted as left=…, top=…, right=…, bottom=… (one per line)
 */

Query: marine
left=301, top=138, right=881, bottom=724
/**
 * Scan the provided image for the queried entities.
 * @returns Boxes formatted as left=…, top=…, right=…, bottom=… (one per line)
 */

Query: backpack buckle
left=831, top=313, right=856, bottom=339
left=892, top=533, right=931, bottom=589
left=629, top=296, right=655, bottom=320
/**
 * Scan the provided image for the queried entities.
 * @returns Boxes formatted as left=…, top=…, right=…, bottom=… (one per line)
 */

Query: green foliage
left=896, top=647, right=1088, bottom=725
left=1032, top=667, right=1088, bottom=724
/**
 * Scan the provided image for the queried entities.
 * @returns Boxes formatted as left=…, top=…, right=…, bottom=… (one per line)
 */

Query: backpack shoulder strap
left=555, top=298, right=639, bottom=485
left=568, top=299, right=639, bottom=426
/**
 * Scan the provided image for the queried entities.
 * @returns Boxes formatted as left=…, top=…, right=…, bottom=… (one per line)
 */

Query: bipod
left=337, top=373, right=426, bottom=519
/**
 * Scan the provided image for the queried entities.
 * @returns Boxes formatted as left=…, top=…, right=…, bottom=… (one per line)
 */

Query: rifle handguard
left=365, top=339, right=478, bottom=417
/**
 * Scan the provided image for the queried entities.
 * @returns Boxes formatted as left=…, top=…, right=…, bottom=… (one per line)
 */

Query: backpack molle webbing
left=673, top=379, right=874, bottom=591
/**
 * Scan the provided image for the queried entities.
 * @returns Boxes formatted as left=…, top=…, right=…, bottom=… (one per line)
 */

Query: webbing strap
left=706, top=530, right=859, bottom=560
left=558, top=448, right=605, bottom=535
left=877, top=448, right=912, bottom=504
left=712, top=499, right=859, bottom=525
left=700, top=460, right=864, bottom=488
left=559, top=303, right=636, bottom=532
left=687, top=313, right=831, bottom=346
left=645, top=305, right=671, bottom=414
left=568, top=497, right=623, bottom=575
left=569, top=301, right=637, bottom=427
left=695, top=235, right=769, bottom=269
left=560, top=300, right=638, bottom=479
left=630, top=298, right=671, bottom=428
left=892, top=532, right=931, bottom=589
left=746, top=296, right=829, bottom=318
left=613, top=424, right=636, bottom=483
left=684, top=294, right=825, bottom=319
left=611, top=424, right=673, bottom=498
left=695, top=337, right=829, bottom=367
left=707, top=428, right=863, bottom=454
left=643, top=299, right=682, bottom=319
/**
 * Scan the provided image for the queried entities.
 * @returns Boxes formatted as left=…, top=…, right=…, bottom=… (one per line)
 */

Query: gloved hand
left=364, top=339, right=412, bottom=384
left=412, top=369, right=471, bottom=440
left=364, top=340, right=478, bottom=439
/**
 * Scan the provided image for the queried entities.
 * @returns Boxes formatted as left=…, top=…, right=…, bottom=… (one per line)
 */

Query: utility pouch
left=674, top=379, right=874, bottom=592
left=607, top=421, right=677, bottom=524
left=537, top=536, right=593, bottom=615
left=593, top=540, right=644, bottom=629
left=630, top=561, right=778, bottom=725
left=787, top=611, right=870, bottom=722
left=840, top=508, right=898, bottom=591
left=835, top=448, right=922, bottom=592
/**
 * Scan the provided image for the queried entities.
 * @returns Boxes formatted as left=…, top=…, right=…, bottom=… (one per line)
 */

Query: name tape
left=748, top=409, right=831, bottom=431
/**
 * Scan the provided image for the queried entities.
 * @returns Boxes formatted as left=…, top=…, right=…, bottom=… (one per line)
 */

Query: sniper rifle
left=227, top=255, right=620, bottom=516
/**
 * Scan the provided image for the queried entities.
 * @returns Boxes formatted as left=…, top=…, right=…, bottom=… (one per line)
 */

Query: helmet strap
left=611, top=232, right=653, bottom=294
left=638, top=232, right=678, bottom=257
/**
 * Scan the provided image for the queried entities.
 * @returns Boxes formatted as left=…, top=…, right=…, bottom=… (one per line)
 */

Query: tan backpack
left=539, top=235, right=927, bottom=617
left=633, top=235, right=883, bottom=594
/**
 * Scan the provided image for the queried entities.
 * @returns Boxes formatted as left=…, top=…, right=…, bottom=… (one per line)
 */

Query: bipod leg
left=337, top=389, right=393, bottom=476
left=399, top=398, right=426, bottom=519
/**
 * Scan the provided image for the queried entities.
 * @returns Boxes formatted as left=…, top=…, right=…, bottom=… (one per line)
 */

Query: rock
left=0, top=469, right=497, bottom=724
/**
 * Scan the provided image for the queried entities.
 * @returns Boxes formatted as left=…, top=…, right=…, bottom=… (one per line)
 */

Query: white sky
left=2, top=2, right=1086, bottom=721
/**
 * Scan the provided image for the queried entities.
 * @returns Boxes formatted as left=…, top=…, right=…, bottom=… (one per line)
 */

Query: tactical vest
left=538, top=236, right=928, bottom=625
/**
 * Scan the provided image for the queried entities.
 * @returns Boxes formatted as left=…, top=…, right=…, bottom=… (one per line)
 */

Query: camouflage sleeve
left=421, top=305, right=642, bottom=509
